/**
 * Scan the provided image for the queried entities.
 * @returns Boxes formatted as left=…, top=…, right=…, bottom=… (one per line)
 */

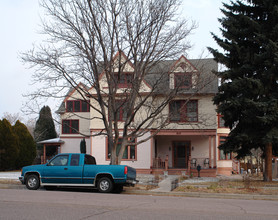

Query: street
left=0, top=189, right=277, bottom=220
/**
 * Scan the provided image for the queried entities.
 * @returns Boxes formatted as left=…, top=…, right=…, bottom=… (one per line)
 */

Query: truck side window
left=84, top=155, right=96, bottom=165
left=49, top=155, right=69, bottom=166
left=70, top=154, right=80, bottom=166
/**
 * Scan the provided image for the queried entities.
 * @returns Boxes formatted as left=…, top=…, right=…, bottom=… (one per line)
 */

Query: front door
left=172, top=141, right=190, bottom=168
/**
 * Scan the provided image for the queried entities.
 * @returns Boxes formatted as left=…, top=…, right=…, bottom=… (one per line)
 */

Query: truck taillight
left=124, top=166, right=128, bottom=175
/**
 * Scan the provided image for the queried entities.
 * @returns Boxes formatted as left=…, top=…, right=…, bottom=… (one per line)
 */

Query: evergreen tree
left=13, top=120, right=36, bottom=169
left=209, top=0, right=278, bottom=181
left=0, top=119, right=19, bottom=170
left=80, top=138, right=86, bottom=154
left=34, top=106, right=57, bottom=157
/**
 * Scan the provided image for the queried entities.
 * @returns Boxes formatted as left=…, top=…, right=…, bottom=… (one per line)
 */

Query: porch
left=149, top=130, right=217, bottom=177
left=37, top=137, right=64, bottom=164
left=151, top=157, right=217, bottom=177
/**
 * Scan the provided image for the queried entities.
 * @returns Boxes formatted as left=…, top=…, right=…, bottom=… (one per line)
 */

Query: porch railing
left=152, top=156, right=169, bottom=170
left=190, top=158, right=210, bottom=169
left=152, top=157, right=211, bottom=171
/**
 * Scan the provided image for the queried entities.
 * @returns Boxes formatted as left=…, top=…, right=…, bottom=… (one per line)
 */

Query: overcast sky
left=0, top=0, right=228, bottom=121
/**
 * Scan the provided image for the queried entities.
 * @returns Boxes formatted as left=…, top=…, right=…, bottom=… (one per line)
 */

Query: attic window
left=114, top=73, right=133, bottom=88
left=66, top=100, right=89, bottom=112
left=174, top=73, right=192, bottom=89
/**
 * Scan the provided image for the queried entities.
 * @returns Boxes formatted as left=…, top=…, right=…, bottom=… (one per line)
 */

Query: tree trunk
left=264, top=143, right=272, bottom=182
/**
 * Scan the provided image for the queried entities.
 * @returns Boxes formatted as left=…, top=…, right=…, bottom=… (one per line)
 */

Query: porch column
left=150, top=135, right=154, bottom=169
left=43, top=144, right=46, bottom=164
left=274, top=157, right=278, bottom=178
left=213, top=136, right=216, bottom=168
left=209, top=136, right=212, bottom=168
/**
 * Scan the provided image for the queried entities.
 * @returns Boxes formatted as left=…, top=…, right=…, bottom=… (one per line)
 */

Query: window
left=70, top=154, right=80, bottom=166
left=66, top=100, right=89, bottom=112
left=48, top=155, right=69, bottom=166
left=169, top=100, right=198, bottom=122
left=107, top=138, right=136, bottom=161
left=84, top=155, right=96, bottom=165
left=219, top=136, right=231, bottom=160
left=112, top=100, right=128, bottom=122
left=174, top=73, right=192, bottom=88
left=114, top=73, right=133, bottom=88
left=218, top=115, right=226, bottom=128
left=62, top=120, right=79, bottom=134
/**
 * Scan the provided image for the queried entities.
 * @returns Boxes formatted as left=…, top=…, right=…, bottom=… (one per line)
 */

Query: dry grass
left=174, top=178, right=278, bottom=195
left=132, top=184, right=158, bottom=191
left=0, top=179, right=21, bottom=185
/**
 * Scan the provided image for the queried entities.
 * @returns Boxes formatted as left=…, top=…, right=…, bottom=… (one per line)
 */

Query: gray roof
left=144, top=58, right=218, bottom=94
left=57, top=58, right=218, bottom=113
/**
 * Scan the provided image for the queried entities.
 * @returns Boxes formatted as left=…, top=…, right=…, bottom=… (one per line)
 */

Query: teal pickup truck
left=19, top=153, right=137, bottom=193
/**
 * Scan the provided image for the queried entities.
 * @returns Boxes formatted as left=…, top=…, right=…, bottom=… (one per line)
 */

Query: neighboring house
left=56, top=52, right=236, bottom=176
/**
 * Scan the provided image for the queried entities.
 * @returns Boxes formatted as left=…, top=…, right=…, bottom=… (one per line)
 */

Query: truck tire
left=97, top=177, right=113, bottom=193
left=26, top=174, right=40, bottom=190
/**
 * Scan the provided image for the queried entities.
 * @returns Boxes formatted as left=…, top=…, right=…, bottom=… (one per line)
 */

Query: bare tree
left=2, top=112, right=23, bottom=126
left=22, top=0, right=216, bottom=164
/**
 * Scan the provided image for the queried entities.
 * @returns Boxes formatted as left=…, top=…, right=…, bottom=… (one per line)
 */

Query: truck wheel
left=97, top=177, right=113, bottom=193
left=26, top=174, right=40, bottom=190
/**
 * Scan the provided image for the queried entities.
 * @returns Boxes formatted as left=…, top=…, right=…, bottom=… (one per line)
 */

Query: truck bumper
left=126, top=179, right=138, bottom=186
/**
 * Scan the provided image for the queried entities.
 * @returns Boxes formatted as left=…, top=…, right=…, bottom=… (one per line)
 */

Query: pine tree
left=80, top=138, right=86, bottom=154
left=34, top=106, right=57, bottom=157
left=13, top=120, right=36, bottom=169
left=209, top=0, right=278, bottom=181
left=0, top=119, right=19, bottom=170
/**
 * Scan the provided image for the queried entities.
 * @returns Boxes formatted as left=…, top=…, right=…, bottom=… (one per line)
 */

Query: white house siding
left=91, top=131, right=151, bottom=169
left=91, top=134, right=107, bottom=164
left=159, top=95, right=217, bottom=130
left=60, top=111, right=91, bottom=154
left=60, top=137, right=91, bottom=154
left=60, top=112, right=91, bottom=137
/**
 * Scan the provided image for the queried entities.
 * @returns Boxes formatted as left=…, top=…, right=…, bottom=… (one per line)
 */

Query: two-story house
left=56, top=51, right=235, bottom=176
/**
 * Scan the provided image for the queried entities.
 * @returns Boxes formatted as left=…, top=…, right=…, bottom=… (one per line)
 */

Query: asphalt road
left=1, top=188, right=278, bottom=220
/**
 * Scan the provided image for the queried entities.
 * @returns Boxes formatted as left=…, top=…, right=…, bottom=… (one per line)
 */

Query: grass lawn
left=174, top=176, right=278, bottom=195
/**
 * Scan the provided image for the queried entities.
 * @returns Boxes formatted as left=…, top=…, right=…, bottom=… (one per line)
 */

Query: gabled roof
left=56, top=82, right=89, bottom=114
left=144, top=57, right=218, bottom=94
left=57, top=53, right=218, bottom=113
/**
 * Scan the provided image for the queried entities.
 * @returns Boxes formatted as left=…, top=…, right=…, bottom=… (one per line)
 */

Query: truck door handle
left=64, top=168, right=68, bottom=170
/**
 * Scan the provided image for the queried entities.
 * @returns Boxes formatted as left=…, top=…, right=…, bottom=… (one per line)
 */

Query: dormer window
left=174, top=73, right=192, bottom=89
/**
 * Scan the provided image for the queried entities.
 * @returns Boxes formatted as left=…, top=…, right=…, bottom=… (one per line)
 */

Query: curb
left=123, top=189, right=278, bottom=201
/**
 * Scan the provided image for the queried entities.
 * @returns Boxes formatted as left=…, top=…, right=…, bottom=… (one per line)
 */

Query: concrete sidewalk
left=151, top=175, right=179, bottom=192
